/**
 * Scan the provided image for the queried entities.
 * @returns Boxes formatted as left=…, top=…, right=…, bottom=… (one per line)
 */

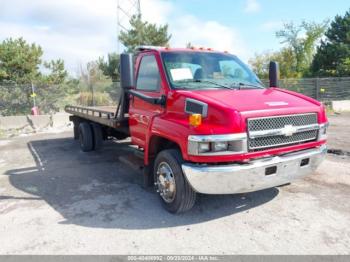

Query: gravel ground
left=327, top=113, right=350, bottom=152
left=0, top=114, right=349, bottom=254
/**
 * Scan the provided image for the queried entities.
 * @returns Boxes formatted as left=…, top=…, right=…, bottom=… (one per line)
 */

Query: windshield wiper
left=176, top=79, right=234, bottom=90
left=230, top=82, right=263, bottom=90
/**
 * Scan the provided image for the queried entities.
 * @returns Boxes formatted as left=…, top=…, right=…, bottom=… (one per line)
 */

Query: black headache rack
left=65, top=53, right=166, bottom=132
left=64, top=53, right=133, bottom=131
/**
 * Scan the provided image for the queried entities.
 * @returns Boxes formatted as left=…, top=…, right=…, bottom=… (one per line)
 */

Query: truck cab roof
left=135, top=45, right=231, bottom=55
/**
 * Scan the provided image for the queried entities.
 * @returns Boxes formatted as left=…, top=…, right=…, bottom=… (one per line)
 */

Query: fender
left=144, top=116, right=190, bottom=165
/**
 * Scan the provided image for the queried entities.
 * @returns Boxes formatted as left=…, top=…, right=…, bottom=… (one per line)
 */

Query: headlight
left=198, top=142, right=210, bottom=153
left=318, top=122, right=328, bottom=141
left=188, top=133, right=247, bottom=155
left=212, top=141, right=228, bottom=152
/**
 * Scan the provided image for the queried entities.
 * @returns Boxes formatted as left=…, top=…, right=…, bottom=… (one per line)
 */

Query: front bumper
left=182, top=145, right=327, bottom=194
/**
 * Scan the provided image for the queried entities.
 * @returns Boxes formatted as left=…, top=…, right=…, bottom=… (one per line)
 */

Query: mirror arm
left=127, top=89, right=166, bottom=106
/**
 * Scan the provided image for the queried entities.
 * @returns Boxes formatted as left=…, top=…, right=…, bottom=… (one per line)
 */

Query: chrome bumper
left=182, top=145, right=327, bottom=194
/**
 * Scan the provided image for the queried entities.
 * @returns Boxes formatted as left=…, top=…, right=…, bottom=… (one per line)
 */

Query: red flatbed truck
left=65, top=46, right=328, bottom=213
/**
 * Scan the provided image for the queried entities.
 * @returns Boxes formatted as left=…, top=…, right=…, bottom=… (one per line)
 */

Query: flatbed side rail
left=65, top=105, right=115, bottom=119
left=65, top=105, right=129, bottom=131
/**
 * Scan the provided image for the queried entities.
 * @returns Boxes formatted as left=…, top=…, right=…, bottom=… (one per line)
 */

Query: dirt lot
left=0, top=114, right=349, bottom=254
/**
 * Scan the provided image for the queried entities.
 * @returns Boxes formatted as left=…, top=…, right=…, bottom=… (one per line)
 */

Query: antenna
left=117, top=0, right=141, bottom=53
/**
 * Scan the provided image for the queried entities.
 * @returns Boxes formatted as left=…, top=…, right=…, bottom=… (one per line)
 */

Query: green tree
left=98, top=53, right=120, bottom=82
left=99, top=15, right=171, bottom=81
left=311, top=10, right=350, bottom=76
left=0, top=37, right=68, bottom=115
left=276, top=21, right=328, bottom=75
left=249, top=47, right=299, bottom=79
left=33, top=59, right=69, bottom=113
left=119, top=15, right=171, bottom=52
left=0, top=37, right=43, bottom=84
left=42, top=59, right=67, bottom=85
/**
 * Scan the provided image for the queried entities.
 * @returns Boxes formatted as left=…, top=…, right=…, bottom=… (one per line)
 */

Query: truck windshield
left=161, top=51, right=264, bottom=90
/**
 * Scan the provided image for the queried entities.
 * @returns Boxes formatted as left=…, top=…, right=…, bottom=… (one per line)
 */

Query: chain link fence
left=262, top=77, right=350, bottom=102
left=1, top=77, right=350, bottom=116
left=0, top=80, right=121, bottom=116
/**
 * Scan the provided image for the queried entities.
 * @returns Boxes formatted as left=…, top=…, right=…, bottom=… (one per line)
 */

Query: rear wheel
left=79, top=122, right=93, bottom=152
left=154, top=149, right=196, bottom=213
left=73, top=122, right=79, bottom=140
left=91, top=123, right=103, bottom=150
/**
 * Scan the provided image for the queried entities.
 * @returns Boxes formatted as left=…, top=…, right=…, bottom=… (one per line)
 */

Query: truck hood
left=179, top=88, right=322, bottom=116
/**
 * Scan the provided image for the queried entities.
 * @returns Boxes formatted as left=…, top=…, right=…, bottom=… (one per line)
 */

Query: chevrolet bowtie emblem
left=280, top=125, right=297, bottom=137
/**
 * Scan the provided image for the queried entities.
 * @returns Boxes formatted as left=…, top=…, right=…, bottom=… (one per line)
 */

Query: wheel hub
left=156, top=162, right=176, bottom=203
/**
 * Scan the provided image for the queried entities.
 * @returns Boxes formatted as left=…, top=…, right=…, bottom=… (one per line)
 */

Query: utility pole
left=117, top=0, right=141, bottom=52
left=31, top=82, right=36, bottom=107
left=30, top=82, right=39, bottom=115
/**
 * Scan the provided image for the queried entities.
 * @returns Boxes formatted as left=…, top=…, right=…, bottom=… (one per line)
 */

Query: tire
left=91, top=123, right=103, bottom=150
left=73, top=123, right=79, bottom=140
left=79, top=122, right=93, bottom=152
left=154, top=149, right=196, bottom=213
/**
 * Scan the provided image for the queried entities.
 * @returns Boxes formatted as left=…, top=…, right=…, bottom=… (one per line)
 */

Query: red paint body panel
left=128, top=49, right=328, bottom=165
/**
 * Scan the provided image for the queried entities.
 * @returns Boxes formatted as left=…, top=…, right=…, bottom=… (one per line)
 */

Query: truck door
left=129, top=53, right=165, bottom=148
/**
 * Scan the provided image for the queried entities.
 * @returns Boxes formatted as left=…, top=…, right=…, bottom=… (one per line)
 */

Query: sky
left=0, top=0, right=349, bottom=75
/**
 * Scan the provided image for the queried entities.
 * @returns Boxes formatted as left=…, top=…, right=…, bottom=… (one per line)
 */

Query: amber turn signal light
left=189, top=114, right=202, bottom=127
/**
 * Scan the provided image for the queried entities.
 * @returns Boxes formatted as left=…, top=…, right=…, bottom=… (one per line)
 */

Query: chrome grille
left=248, top=113, right=318, bottom=150
left=248, top=113, right=318, bottom=131
left=249, top=130, right=318, bottom=149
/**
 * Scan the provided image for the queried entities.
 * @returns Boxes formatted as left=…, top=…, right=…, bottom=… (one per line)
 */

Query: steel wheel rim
left=156, top=162, right=176, bottom=203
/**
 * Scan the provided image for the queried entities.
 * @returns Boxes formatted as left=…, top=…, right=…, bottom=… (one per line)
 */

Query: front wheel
left=154, top=149, right=196, bottom=213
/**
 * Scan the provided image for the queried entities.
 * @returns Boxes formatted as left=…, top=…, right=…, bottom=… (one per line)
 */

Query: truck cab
left=67, top=46, right=328, bottom=213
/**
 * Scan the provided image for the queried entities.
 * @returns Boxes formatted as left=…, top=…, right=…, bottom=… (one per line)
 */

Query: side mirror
left=269, top=61, right=279, bottom=87
left=120, top=53, right=135, bottom=89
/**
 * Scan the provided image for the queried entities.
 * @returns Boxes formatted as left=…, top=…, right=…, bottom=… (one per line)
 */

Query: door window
left=136, top=55, right=161, bottom=91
